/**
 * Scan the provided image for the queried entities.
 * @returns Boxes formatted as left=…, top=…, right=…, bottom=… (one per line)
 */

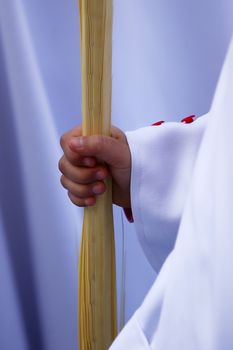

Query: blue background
left=0, top=0, right=232, bottom=349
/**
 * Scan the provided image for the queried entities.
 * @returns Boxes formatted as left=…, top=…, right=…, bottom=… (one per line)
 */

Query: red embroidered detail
left=152, top=120, right=165, bottom=126
left=123, top=208, right=134, bottom=223
left=181, top=115, right=196, bottom=124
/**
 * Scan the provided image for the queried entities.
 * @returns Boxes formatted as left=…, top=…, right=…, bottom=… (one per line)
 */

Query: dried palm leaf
left=78, top=1, right=117, bottom=349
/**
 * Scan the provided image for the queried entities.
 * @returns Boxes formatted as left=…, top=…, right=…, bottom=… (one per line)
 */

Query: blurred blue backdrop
left=0, top=0, right=232, bottom=349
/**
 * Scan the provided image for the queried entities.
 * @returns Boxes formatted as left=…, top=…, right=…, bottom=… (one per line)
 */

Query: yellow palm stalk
left=78, top=1, right=117, bottom=349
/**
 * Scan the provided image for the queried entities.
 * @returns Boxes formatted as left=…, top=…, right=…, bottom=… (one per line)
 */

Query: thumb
left=69, top=134, right=129, bottom=168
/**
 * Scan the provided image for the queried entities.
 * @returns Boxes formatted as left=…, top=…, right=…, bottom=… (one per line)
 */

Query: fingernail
left=93, top=185, right=104, bottom=195
left=84, top=158, right=95, bottom=167
left=69, top=137, right=84, bottom=150
left=96, top=171, right=105, bottom=180
left=85, top=198, right=96, bottom=206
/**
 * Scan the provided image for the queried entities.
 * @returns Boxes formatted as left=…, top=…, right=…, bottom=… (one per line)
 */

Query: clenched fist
left=59, top=126, right=131, bottom=208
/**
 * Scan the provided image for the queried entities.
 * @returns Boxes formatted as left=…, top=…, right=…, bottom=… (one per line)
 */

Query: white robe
left=110, top=37, right=233, bottom=350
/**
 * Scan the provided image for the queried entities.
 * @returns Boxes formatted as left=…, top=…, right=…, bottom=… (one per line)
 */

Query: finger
left=63, top=156, right=97, bottom=168
left=58, top=156, right=108, bottom=184
left=60, top=125, right=89, bottom=165
left=60, top=175, right=106, bottom=198
left=60, top=125, right=82, bottom=150
left=69, top=134, right=129, bottom=168
left=110, top=126, right=128, bottom=143
left=68, top=192, right=96, bottom=207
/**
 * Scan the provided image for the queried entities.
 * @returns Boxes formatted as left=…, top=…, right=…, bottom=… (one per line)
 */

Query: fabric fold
left=126, top=116, right=208, bottom=271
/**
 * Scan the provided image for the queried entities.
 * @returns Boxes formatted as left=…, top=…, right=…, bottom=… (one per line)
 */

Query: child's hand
left=59, top=126, right=131, bottom=208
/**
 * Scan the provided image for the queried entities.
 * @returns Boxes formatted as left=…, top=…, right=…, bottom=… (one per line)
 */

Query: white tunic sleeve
left=126, top=115, right=208, bottom=272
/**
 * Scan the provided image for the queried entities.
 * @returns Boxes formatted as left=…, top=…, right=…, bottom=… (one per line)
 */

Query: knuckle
left=60, top=134, right=67, bottom=149
left=58, top=157, right=66, bottom=173
left=60, top=175, right=67, bottom=189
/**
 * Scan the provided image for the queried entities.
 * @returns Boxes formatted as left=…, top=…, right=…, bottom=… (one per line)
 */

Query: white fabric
left=110, top=36, right=233, bottom=350
left=127, top=115, right=208, bottom=271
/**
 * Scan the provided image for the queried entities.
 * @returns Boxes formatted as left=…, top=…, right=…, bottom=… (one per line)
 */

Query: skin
left=59, top=126, right=131, bottom=208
